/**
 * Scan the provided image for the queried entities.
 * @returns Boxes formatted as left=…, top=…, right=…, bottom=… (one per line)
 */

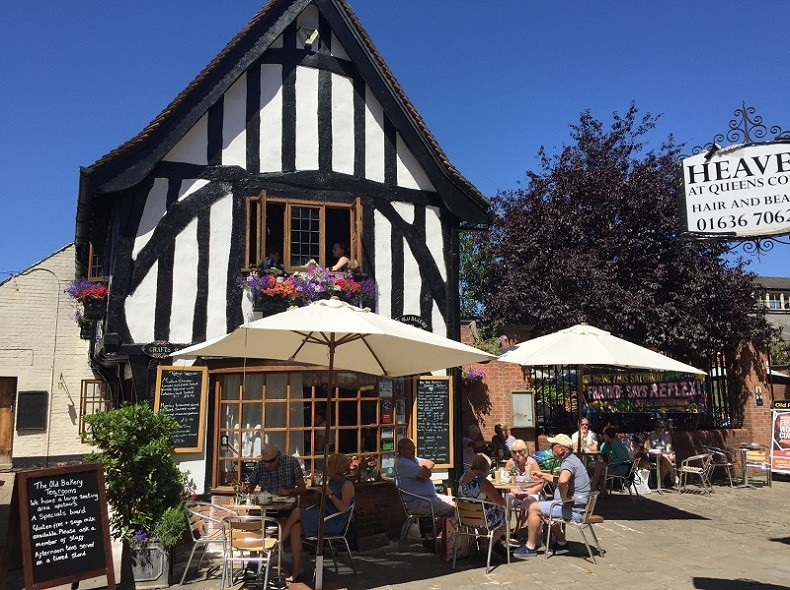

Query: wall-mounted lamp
left=755, top=385, right=764, bottom=407
left=298, top=27, right=320, bottom=52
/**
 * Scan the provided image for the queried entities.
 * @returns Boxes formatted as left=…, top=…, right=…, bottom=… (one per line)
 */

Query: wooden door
left=0, top=377, right=16, bottom=468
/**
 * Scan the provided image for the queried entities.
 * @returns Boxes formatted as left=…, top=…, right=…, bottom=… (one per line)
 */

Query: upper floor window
left=246, top=191, right=362, bottom=273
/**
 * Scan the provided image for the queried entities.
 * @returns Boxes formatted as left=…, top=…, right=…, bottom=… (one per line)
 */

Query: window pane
left=290, top=206, right=320, bottom=266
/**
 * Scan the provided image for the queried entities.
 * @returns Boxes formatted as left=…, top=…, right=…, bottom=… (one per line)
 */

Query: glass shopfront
left=212, top=368, right=410, bottom=490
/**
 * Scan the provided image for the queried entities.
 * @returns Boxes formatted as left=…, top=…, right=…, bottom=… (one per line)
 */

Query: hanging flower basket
left=253, top=292, right=291, bottom=316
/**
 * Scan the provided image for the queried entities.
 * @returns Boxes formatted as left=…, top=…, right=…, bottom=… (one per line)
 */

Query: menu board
left=413, top=377, right=453, bottom=468
left=154, top=366, right=208, bottom=453
left=2, top=464, right=115, bottom=590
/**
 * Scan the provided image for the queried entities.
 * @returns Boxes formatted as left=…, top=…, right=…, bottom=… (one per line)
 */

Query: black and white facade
left=76, top=0, right=489, bottom=492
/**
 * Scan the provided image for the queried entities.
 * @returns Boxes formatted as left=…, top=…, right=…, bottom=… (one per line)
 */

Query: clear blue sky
left=2, top=1, right=788, bottom=277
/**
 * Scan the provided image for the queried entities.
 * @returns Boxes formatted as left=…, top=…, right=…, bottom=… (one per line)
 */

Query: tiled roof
left=85, top=0, right=488, bottom=211
left=754, top=276, right=790, bottom=290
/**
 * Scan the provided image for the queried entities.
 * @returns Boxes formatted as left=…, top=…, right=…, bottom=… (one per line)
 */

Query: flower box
left=82, top=297, right=106, bottom=319
left=253, top=292, right=291, bottom=315
left=79, top=321, right=93, bottom=340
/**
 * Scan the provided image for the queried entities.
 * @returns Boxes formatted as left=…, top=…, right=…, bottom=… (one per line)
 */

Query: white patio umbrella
left=175, top=297, right=495, bottom=589
left=497, top=323, right=705, bottom=452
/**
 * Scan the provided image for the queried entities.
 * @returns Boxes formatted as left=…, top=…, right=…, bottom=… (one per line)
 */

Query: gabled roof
left=755, top=276, right=790, bottom=291
left=79, top=0, right=488, bottom=215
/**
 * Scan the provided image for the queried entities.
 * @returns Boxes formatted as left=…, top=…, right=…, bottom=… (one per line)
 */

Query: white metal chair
left=396, top=487, right=439, bottom=551
left=744, top=447, right=772, bottom=486
left=703, top=445, right=736, bottom=487
left=180, top=501, right=237, bottom=585
left=303, top=502, right=356, bottom=574
left=679, top=452, right=714, bottom=495
left=543, top=492, right=605, bottom=563
left=453, top=497, right=509, bottom=574
left=220, top=515, right=281, bottom=590
left=603, top=458, right=641, bottom=502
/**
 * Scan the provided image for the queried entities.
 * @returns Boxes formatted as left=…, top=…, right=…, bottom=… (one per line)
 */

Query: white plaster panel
left=425, top=206, right=446, bottom=281
left=331, top=73, right=354, bottom=175
left=125, top=260, right=157, bottom=344
left=432, top=299, right=448, bottom=338
left=178, top=178, right=210, bottom=202
left=295, top=66, right=319, bottom=170
left=170, top=217, right=199, bottom=343
left=206, top=193, right=233, bottom=339
left=133, top=178, right=168, bottom=259
left=393, top=202, right=421, bottom=315
left=373, top=209, right=392, bottom=318
left=330, top=32, right=349, bottom=60
left=260, top=64, right=283, bottom=173
left=397, top=133, right=436, bottom=191
left=222, top=73, right=247, bottom=168
left=164, top=113, right=208, bottom=164
left=364, top=87, right=385, bottom=183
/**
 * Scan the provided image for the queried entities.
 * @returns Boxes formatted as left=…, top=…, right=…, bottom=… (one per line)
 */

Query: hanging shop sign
left=396, top=314, right=430, bottom=331
left=680, top=142, right=790, bottom=239
left=582, top=375, right=707, bottom=413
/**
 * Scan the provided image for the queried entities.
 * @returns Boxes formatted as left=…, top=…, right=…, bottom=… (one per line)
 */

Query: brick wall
left=0, top=245, right=98, bottom=464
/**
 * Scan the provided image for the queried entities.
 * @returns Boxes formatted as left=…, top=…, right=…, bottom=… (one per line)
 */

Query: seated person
left=458, top=453, right=508, bottom=561
left=505, top=440, right=545, bottom=531
left=394, top=437, right=455, bottom=518
left=592, top=426, right=631, bottom=491
left=514, top=434, right=591, bottom=559
left=259, top=249, right=284, bottom=273
left=247, top=442, right=307, bottom=497
left=462, top=424, right=486, bottom=470
left=646, top=420, right=676, bottom=487
left=571, top=418, right=598, bottom=452
left=330, top=242, right=351, bottom=272
left=491, top=423, right=516, bottom=458
left=280, top=453, right=353, bottom=582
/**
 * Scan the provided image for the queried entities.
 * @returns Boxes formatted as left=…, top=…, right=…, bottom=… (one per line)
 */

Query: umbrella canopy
left=175, top=297, right=495, bottom=590
left=176, top=297, right=495, bottom=376
left=497, top=323, right=705, bottom=375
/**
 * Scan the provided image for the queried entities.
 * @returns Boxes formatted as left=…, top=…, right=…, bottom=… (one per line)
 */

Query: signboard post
left=154, top=365, right=208, bottom=453
left=413, top=376, right=453, bottom=468
left=0, top=464, right=115, bottom=590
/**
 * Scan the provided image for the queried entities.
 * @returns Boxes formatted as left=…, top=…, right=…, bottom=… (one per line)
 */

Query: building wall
left=0, top=245, right=97, bottom=466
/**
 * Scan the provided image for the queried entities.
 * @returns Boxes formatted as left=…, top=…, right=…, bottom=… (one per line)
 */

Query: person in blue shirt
left=591, top=426, right=631, bottom=491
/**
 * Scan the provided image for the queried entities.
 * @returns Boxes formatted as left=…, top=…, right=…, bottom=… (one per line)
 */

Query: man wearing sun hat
left=513, top=433, right=591, bottom=559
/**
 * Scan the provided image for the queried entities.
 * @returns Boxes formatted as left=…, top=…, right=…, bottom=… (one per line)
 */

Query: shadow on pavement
left=594, top=493, right=710, bottom=521
left=694, top=577, right=790, bottom=590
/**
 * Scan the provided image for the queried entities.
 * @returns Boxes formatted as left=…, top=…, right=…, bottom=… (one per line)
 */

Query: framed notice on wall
left=412, top=376, right=453, bottom=468
left=511, top=390, right=535, bottom=428
left=154, top=366, right=208, bottom=453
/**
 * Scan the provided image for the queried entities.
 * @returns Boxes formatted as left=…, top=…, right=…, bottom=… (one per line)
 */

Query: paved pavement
left=3, top=472, right=789, bottom=590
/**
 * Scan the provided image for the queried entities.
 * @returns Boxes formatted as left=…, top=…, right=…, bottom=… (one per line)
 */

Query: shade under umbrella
left=497, top=323, right=705, bottom=453
left=175, top=298, right=495, bottom=589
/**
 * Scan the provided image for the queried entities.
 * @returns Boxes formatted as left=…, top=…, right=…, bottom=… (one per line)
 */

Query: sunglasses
left=580, top=423, right=589, bottom=426
left=513, top=449, right=526, bottom=455
left=262, top=453, right=280, bottom=464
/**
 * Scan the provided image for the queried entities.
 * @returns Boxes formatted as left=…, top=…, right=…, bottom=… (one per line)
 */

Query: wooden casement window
left=245, top=191, right=363, bottom=272
left=87, top=242, right=108, bottom=282
left=79, top=380, right=115, bottom=437
left=212, top=370, right=410, bottom=490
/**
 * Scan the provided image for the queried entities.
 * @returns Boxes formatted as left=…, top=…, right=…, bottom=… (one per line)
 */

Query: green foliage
left=770, top=334, right=790, bottom=365
left=152, top=505, right=187, bottom=548
left=84, top=403, right=187, bottom=546
left=459, top=229, right=497, bottom=320
left=482, top=104, right=772, bottom=367
left=469, top=337, right=500, bottom=355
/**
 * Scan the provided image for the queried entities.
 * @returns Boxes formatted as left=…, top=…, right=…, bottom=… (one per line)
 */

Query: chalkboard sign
left=241, top=461, right=258, bottom=484
left=413, top=376, right=453, bottom=468
left=1, top=464, right=115, bottom=590
left=154, top=366, right=208, bottom=453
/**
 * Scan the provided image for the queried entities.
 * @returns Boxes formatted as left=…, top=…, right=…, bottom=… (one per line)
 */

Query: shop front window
left=214, top=370, right=410, bottom=490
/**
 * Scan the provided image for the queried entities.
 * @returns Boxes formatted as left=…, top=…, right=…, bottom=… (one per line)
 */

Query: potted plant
left=237, top=272, right=299, bottom=314
left=65, top=277, right=108, bottom=319
left=73, top=310, right=94, bottom=340
left=84, top=403, right=188, bottom=588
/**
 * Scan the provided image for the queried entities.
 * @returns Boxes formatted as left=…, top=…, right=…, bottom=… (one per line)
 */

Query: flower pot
left=253, top=292, right=290, bottom=316
left=123, top=539, right=174, bottom=589
left=82, top=297, right=106, bottom=319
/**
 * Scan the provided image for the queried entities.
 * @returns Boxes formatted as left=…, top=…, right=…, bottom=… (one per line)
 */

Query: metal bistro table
left=494, top=479, right=539, bottom=551
left=647, top=449, right=676, bottom=494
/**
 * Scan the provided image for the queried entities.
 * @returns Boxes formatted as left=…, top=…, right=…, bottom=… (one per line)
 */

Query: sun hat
left=547, top=434, right=573, bottom=449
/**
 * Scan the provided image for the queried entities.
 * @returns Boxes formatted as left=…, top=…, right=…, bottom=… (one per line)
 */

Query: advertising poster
left=771, top=400, right=790, bottom=474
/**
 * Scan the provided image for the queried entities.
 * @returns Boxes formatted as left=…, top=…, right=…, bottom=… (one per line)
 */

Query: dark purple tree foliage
left=477, top=105, right=771, bottom=367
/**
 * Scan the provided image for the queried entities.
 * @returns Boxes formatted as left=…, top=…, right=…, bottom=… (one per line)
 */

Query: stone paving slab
left=2, top=473, right=789, bottom=589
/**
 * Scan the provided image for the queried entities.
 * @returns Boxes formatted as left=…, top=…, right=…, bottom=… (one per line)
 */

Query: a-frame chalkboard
left=154, top=365, right=208, bottom=453
left=0, top=464, right=115, bottom=590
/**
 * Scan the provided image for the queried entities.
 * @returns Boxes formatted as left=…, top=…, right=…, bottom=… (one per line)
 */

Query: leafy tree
left=480, top=104, right=771, bottom=367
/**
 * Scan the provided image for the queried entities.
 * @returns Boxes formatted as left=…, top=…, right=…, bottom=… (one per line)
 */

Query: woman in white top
left=571, top=418, right=598, bottom=452
left=646, top=420, right=676, bottom=487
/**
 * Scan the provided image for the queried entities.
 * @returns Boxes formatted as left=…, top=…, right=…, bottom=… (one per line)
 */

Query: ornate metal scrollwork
left=691, top=102, right=789, bottom=156
left=725, top=235, right=790, bottom=257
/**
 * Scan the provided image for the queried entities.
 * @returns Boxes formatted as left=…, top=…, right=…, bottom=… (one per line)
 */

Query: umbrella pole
left=315, top=338, right=336, bottom=590
left=577, top=365, right=585, bottom=454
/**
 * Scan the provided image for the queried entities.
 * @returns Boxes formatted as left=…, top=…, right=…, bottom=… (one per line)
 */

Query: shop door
left=0, top=377, right=15, bottom=468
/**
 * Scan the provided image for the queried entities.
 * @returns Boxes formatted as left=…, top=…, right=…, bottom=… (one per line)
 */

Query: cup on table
left=515, top=474, right=526, bottom=484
